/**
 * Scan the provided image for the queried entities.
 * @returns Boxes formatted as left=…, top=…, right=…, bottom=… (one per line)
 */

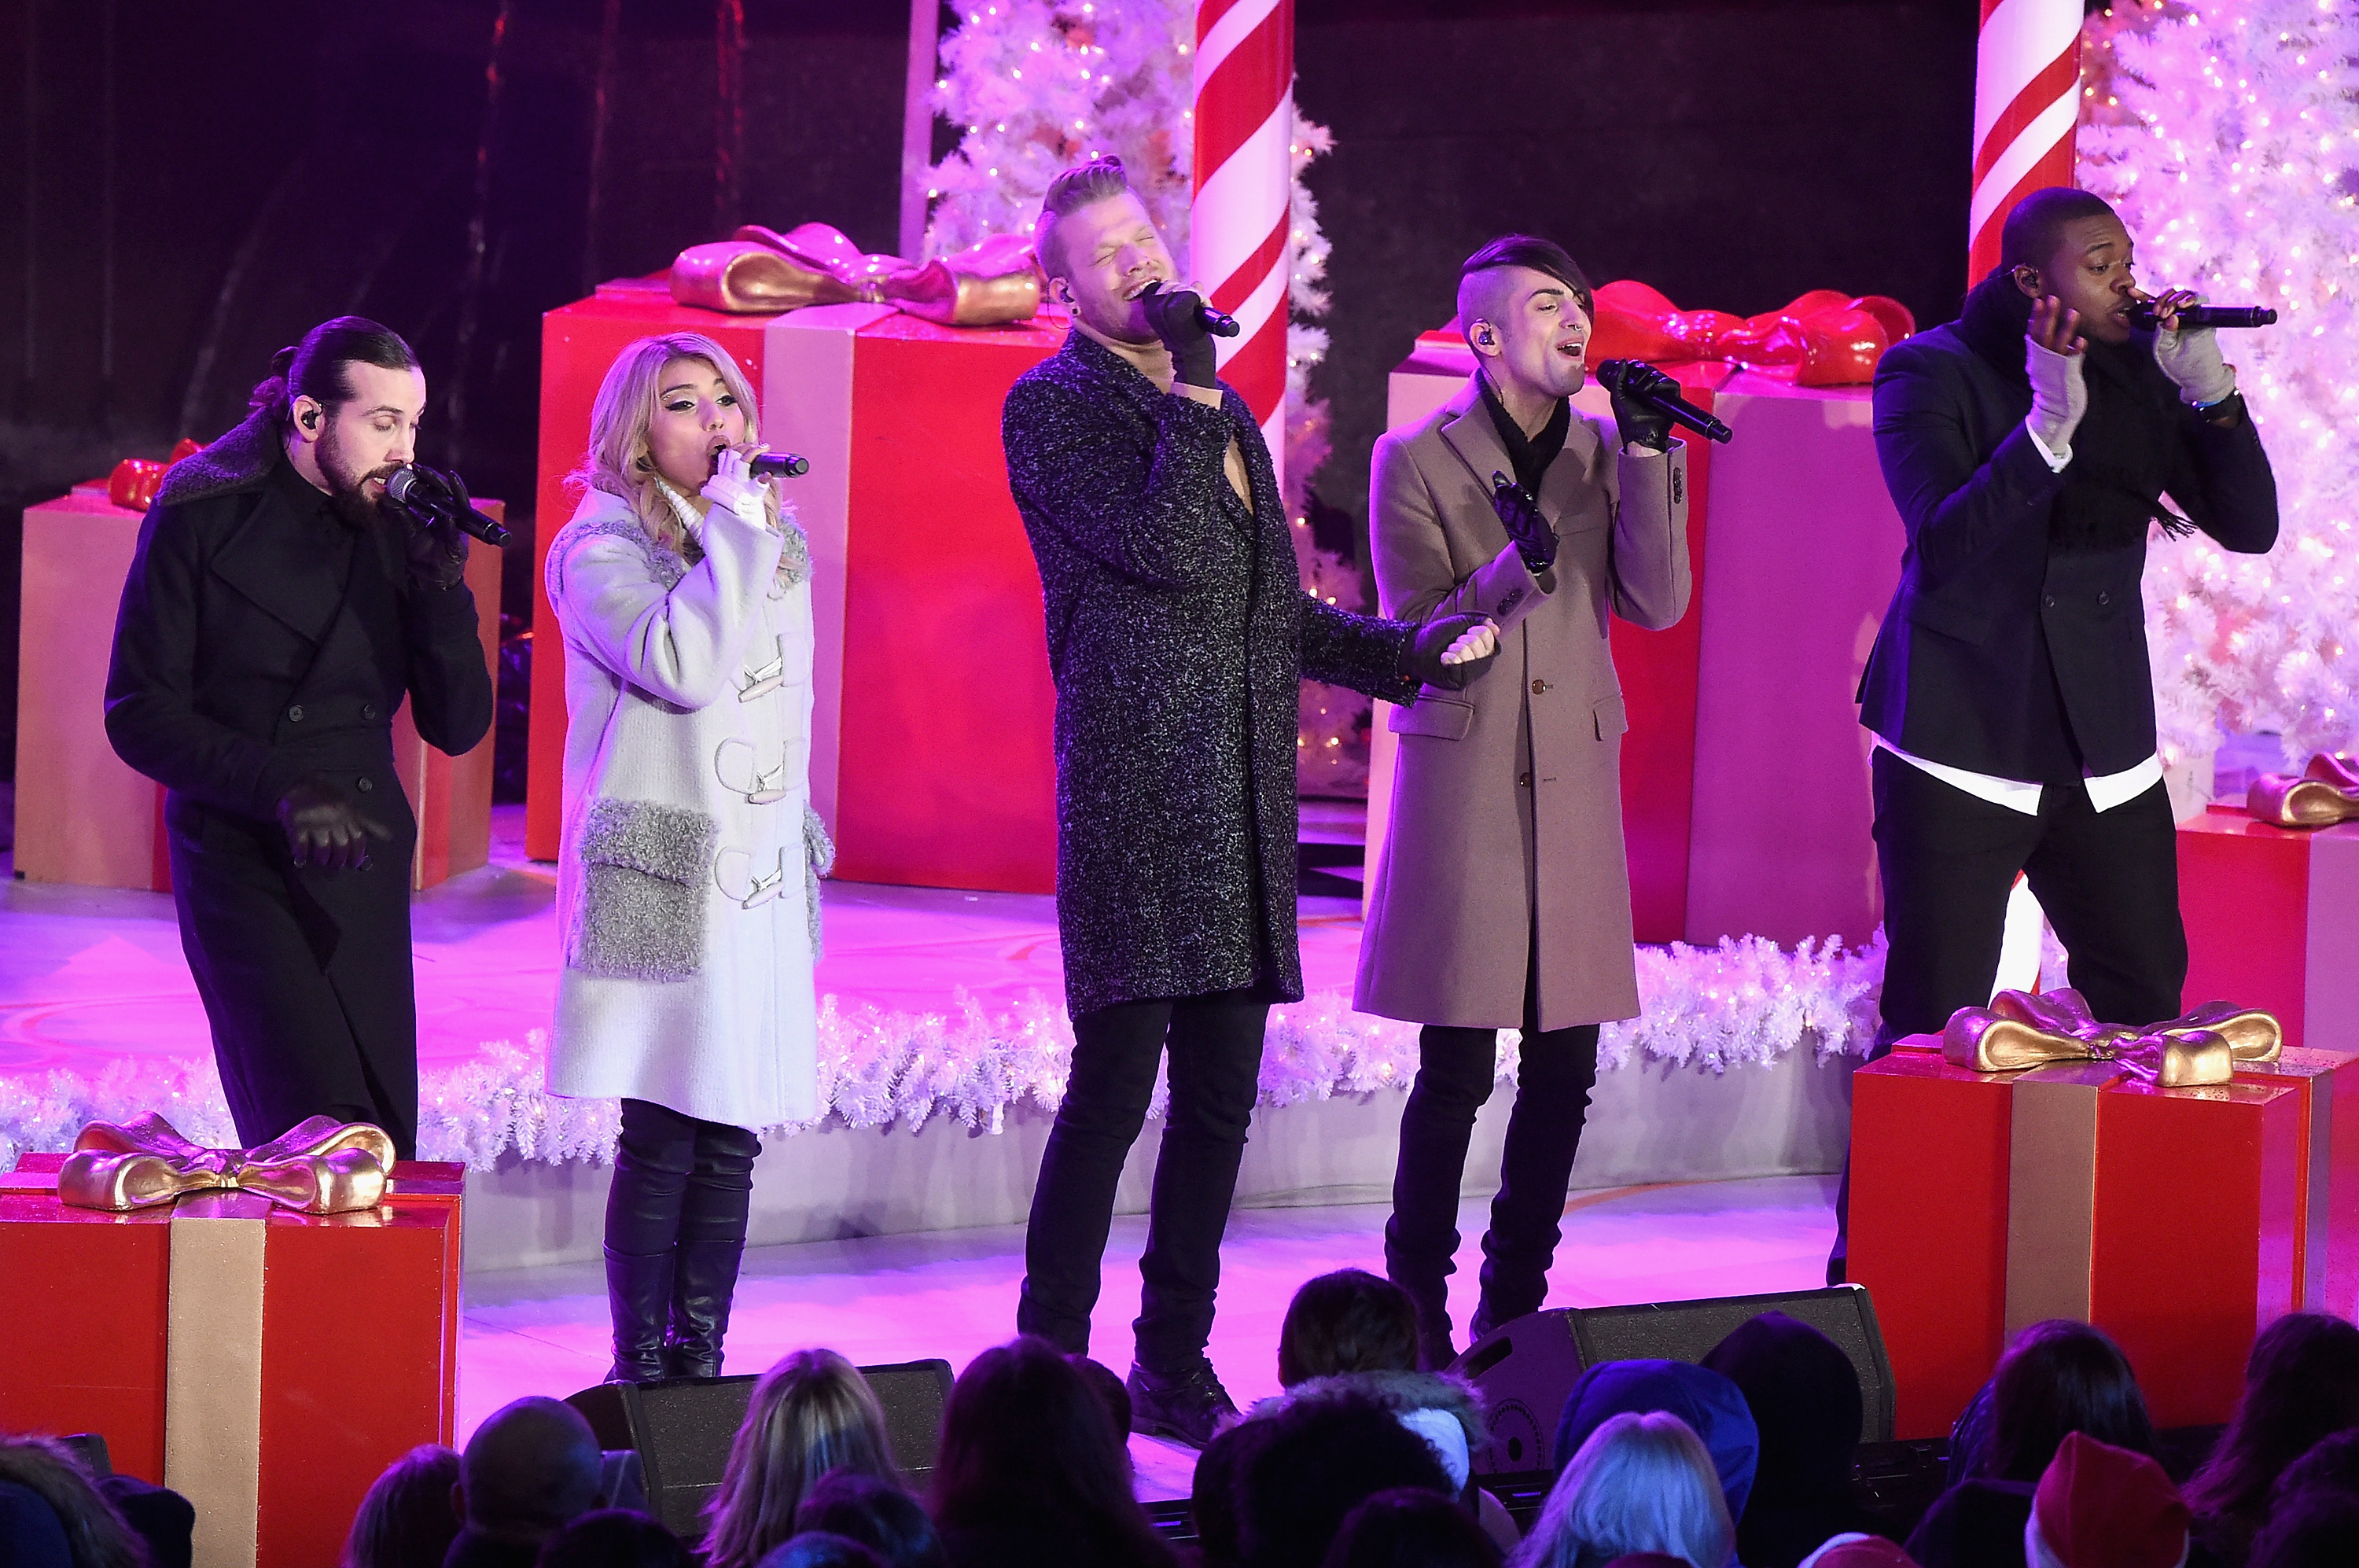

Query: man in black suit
left=1831, top=188, right=2279, bottom=1282
left=106, top=317, right=494, bottom=1159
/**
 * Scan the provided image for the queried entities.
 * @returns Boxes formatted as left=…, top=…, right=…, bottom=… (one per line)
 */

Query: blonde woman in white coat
left=545, top=332, right=826, bottom=1382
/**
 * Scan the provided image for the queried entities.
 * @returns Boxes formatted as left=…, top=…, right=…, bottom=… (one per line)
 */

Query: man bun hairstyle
left=1998, top=186, right=2119, bottom=280
left=1036, top=155, right=1136, bottom=285
left=1458, top=234, right=1595, bottom=348
left=248, top=315, right=419, bottom=430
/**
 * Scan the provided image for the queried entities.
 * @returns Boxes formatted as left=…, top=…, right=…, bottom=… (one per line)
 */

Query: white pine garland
left=0, top=937, right=1885, bottom=1172
left=2078, top=0, right=2359, bottom=767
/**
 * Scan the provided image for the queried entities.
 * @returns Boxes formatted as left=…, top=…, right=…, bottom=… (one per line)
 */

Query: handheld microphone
left=749, top=452, right=811, bottom=478
left=2127, top=301, right=2278, bottom=329
left=1139, top=281, right=1242, bottom=339
left=1594, top=359, right=1733, bottom=444
left=385, top=465, right=513, bottom=547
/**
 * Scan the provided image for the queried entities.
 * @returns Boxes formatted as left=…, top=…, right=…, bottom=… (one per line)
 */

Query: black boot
left=666, top=1239, right=745, bottom=1378
left=1127, top=1356, right=1238, bottom=1448
left=1388, top=1028, right=1496, bottom=1371
left=607, top=1099, right=692, bottom=1383
left=666, top=1120, right=761, bottom=1378
left=605, top=1248, right=673, bottom=1382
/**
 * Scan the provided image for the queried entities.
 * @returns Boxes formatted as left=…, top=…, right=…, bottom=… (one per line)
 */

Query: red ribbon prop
left=1588, top=281, right=1916, bottom=387
left=108, top=438, right=202, bottom=511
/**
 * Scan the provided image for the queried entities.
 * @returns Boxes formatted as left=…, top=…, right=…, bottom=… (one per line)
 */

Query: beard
left=315, top=421, right=400, bottom=532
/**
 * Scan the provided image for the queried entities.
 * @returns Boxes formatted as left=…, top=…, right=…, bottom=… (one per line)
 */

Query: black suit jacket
left=1858, top=323, right=2277, bottom=778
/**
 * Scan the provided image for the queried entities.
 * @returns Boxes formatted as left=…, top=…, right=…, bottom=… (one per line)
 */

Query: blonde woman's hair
left=1509, top=1411, right=1735, bottom=1568
left=701, top=1348, right=901, bottom=1568
left=574, top=331, right=773, bottom=558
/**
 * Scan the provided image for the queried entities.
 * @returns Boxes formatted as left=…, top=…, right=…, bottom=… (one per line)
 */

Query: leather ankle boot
left=605, top=1247, right=674, bottom=1382
left=664, top=1238, right=745, bottom=1378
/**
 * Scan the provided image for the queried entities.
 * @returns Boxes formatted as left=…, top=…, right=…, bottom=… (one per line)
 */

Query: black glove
left=398, top=465, right=469, bottom=591
left=276, top=774, right=392, bottom=871
left=1489, top=471, right=1556, bottom=573
left=1400, top=611, right=1500, bottom=692
left=1139, top=284, right=1220, bottom=390
left=1606, top=363, right=1676, bottom=452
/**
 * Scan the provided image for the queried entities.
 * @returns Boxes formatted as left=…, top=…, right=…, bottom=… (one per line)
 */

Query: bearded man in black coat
left=1827, top=189, right=2279, bottom=1283
left=105, top=317, right=494, bottom=1159
left=1000, top=156, right=1500, bottom=1444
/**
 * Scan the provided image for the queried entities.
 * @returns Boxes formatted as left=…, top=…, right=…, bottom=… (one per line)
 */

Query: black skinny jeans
left=1018, top=988, right=1269, bottom=1369
left=606, top=1096, right=764, bottom=1256
left=1386, top=941, right=1599, bottom=1338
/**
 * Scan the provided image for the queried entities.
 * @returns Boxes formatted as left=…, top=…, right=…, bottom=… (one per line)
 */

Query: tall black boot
left=1473, top=1024, right=1598, bottom=1338
left=1387, top=1026, right=1497, bottom=1371
left=607, top=1099, right=693, bottom=1383
left=666, top=1121, right=761, bottom=1378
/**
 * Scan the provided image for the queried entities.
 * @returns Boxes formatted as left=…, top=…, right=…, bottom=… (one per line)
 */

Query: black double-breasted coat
left=1002, top=331, right=1419, bottom=1019
left=105, top=410, right=494, bottom=1156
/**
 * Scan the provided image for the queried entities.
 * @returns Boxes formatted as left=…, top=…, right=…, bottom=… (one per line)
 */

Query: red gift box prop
left=1850, top=1041, right=2339, bottom=1437
left=526, top=283, right=1062, bottom=891
left=2178, top=807, right=2359, bottom=1051
left=0, top=1157, right=464, bottom=1568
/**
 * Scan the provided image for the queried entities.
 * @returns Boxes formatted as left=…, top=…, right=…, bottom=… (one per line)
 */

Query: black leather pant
left=608, top=1097, right=763, bottom=1255
left=1018, top=989, right=1268, bottom=1369
left=1387, top=944, right=1599, bottom=1346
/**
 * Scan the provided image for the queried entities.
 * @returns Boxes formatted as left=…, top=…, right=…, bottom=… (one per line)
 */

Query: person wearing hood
left=1827, top=186, right=2279, bottom=1283
left=1554, top=1360, right=1759, bottom=1548
left=1703, top=1312, right=1890, bottom=1568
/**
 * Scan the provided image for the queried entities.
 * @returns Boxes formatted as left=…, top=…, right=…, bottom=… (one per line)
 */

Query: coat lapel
left=209, top=482, right=353, bottom=646
left=1437, top=374, right=1604, bottom=528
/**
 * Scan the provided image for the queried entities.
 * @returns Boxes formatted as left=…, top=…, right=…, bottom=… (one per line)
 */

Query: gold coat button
left=1530, top=679, right=1548, bottom=695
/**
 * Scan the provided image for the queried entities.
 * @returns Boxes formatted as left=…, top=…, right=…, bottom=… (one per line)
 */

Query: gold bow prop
left=2248, top=753, right=2359, bottom=829
left=1943, top=988, right=2281, bottom=1088
left=58, top=1113, right=396, bottom=1213
left=670, top=223, right=1042, bottom=326
left=1588, top=280, right=1918, bottom=387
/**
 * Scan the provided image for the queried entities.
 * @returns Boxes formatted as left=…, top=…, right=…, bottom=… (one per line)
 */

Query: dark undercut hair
left=1459, top=235, right=1594, bottom=348
left=1036, top=156, right=1136, bottom=285
left=1998, top=186, right=2120, bottom=278
left=248, top=315, right=419, bottom=432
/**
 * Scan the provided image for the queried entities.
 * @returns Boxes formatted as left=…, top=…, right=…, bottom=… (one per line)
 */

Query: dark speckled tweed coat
left=1004, top=330, right=1419, bottom=1018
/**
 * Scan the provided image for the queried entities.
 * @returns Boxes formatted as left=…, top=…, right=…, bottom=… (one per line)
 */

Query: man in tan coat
left=1356, top=235, right=1692, bottom=1367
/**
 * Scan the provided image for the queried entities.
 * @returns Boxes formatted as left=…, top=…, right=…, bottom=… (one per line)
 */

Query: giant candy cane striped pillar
left=1192, top=0, right=1294, bottom=479
left=1969, top=0, right=2085, bottom=285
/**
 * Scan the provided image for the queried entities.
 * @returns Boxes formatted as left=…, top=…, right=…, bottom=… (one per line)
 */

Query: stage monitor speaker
left=568, top=1358, right=955, bottom=1537
left=1456, top=1285, right=1893, bottom=1475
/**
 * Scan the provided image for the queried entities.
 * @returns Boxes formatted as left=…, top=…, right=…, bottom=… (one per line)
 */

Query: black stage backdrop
left=0, top=0, right=1977, bottom=793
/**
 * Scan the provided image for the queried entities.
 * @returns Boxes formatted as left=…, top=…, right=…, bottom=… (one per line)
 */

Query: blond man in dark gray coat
left=1356, top=236, right=1692, bottom=1367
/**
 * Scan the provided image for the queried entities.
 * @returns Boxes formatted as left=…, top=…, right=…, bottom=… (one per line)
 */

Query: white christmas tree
left=2078, top=0, right=2359, bottom=771
left=927, top=0, right=1375, bottom=790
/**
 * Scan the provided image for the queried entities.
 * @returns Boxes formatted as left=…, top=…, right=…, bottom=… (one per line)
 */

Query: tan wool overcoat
left=1354, top=375, right=1691, bottom=1031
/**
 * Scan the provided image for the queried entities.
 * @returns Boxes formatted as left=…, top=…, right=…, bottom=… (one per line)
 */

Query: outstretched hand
left=2028, top=294, right=2086, bottom=358
left=1404, top=612, right=1500, bottom=691
left=2025, top=295, right=2090, bottom=455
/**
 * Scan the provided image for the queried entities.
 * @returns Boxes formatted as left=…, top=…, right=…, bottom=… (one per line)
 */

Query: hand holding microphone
left=386, top=463, right=512, bottom=547
left=1593, top=359, right=1730, bottom=447
left=2144, top=288, right=2239, bottom=409
left=1138, top=281, right=1237, bottom=390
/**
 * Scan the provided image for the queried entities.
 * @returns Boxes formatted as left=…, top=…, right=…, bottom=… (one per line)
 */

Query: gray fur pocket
left=569, top=799, right=718, bottom=981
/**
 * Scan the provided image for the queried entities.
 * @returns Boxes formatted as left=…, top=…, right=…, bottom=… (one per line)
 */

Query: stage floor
left=462, top=1175, right=1840, bottom=1500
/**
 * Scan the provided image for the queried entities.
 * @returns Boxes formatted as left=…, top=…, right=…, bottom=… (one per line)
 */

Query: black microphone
left=385, top=465, right=513, bottom=547
left=1139, top=281, right=1241, bottom=339
left=749, top=452, right=811, bottom=477
left=1594, top=359, right=1733, bottom=444
left=2127, top=301, right=2278, bottom=329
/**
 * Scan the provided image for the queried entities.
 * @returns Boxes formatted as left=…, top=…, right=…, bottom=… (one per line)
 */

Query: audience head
left=1555, top=1360, right=1758, bottom=1526
left=2250, top=1487, right=2359, bottom=1568
left=1703, top=1312, right=1864, bottom=1568
left=1233, top=1389, right=1454, bottom=1568
left=2027, top=1431, right=2189, bottom=1568
left=1064, top=1355, right=1134, bottom=1445
left=704, top=1349, right=898, bottom=1568
left=792, top=1472, right=944, bottom=1568
left=1319, top=1486, right=1502, bottom=1568
left=755, top=1535, right=885, bottom=1568
left=0, top=1436, right=146, bottom=1568
left=929, top=1336, right=1174, bottom=1565
left=1986, top=1320, right=2155, bottom=1484
left=458, top=1399, right=606, bottom=1547
left=1279, top=1269, right=1422, bottom=1386
left=1515, top=1411, right=1735, bottom=1568
left=342, top=1443, right=462, bottom=1568
left=2187, top=1312, right=2359, bottom=1522
left=1193, top=1408, right=1280, bottom=1568
left=535, top=1509, right=682, bottom=1568
left=2271, top=1427, right=2359, bottom=1511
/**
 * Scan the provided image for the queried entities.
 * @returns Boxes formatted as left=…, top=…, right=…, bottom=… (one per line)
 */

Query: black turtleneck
left=1478, top=373, right=1572, bottom=497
